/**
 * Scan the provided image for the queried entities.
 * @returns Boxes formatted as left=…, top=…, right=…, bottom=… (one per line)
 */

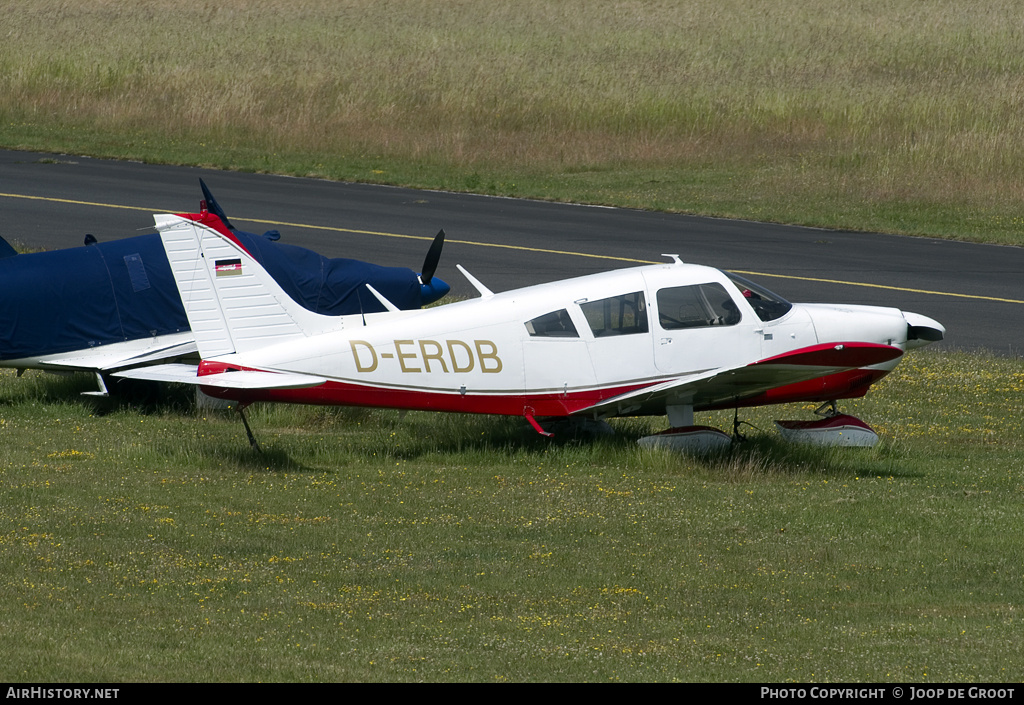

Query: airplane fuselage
left=200, top=260, right=926, bottom=418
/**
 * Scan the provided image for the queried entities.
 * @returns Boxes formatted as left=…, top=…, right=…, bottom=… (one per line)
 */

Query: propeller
left=418, top=229, right=450, bottom=304
left=419, top=229, right=445, bottom=286
left=199, top=178, right=235, bottom=231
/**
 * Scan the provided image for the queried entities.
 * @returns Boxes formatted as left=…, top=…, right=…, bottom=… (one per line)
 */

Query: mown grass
left=1, top=350, right=1023, bottom=682
left=3, top=0, right=1024, bottom=243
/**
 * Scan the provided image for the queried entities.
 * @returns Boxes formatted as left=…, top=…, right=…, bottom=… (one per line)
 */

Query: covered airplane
left=0, top=181, right=449, bottom=396
left=118, top=211, right=945, bottom=450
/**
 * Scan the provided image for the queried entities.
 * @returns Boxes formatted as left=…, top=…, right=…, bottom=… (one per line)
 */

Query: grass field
left=3, top=0, right=1024, bottom=684
left=3, top=0, right=1024, bottom=243
left=2, top=351, right=1023, bottom=682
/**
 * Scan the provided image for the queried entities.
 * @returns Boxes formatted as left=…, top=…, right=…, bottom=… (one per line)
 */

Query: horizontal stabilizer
left=27, top=338, right=198, bottom=373
left=115, top=363, right=326, bottom=390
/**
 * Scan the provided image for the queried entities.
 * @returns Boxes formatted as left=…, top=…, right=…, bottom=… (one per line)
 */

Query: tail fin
left=155, top=212, right=350, bottom=358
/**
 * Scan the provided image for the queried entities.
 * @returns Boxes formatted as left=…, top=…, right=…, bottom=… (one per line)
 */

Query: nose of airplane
left=903, top=311, right=945, bottom=350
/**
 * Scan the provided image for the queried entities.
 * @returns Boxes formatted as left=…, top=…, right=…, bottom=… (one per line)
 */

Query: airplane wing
left=36, top=339, right=199, bottom=372
left=578, top=342, right=903, bottom=417
left=114, top=363, right=326, bottom=390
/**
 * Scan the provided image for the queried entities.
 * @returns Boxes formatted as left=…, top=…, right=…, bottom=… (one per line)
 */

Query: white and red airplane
left=118, top=210, right=945, bottom=450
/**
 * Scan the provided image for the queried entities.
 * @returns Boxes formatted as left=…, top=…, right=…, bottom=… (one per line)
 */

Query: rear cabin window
left=657, top=283, right=741, bottom=329
left=525, top=309, right=579, bottom=338
left=579, top=292, right=649, bottom=337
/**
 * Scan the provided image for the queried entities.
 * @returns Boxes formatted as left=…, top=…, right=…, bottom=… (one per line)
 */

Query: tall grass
left=3, top=1, right=1024, bottom=241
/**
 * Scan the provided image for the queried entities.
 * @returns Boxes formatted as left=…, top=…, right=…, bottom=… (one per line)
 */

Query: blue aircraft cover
left=0, top=236, right=17, bottom=259
left=0, top=230, right=421, bottom=361
left=234, top=231, right=420, bottom=317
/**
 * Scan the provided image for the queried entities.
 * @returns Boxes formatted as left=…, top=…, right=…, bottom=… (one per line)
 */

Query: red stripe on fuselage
left=199, top=378, right=657, bottom=417
left=703, top=368, right=890, bottom=411
left=194, top=342, right=899, bottom=418
left=752, top=342, right=902, bottom=369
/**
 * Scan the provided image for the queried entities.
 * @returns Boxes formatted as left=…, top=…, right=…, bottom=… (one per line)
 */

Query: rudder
left=154, top=212, right=345, bottom=358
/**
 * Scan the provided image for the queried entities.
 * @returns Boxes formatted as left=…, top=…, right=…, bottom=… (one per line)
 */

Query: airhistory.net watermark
left=6, top=689, right=119, bottom=700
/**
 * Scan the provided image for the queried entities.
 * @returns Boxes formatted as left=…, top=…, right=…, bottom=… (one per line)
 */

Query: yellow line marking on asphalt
left=249, top=216, right=657, bottom=264
left=1, top=192, right=157, bottom=212
left=729, top=270, right=1024, bottom=304
left=4, top=191, right=1021, bottom=304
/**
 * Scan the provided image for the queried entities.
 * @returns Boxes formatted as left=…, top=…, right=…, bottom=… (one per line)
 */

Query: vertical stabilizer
left=154, top=212, right=348, bottom=358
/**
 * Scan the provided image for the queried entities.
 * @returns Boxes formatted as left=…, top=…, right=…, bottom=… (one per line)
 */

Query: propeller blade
left=419, top=228, right=445, bottom=286
left=199, top=178, right=235, bottom=231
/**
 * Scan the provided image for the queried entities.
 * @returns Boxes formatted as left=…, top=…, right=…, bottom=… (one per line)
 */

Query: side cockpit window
left=525, top=309, right=579, bottom=338
left=657, top=283, right=740, bottom=329
left=725, top=272, right=793, bottom=322
left=579, top=291, right=648, bottom=337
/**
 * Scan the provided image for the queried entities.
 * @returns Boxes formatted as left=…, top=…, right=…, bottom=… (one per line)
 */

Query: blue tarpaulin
left=0, top=231, right=421, bottom=360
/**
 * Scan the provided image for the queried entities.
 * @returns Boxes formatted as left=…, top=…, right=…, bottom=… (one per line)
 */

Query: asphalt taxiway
left=2, top=149, right=1020, bottom=355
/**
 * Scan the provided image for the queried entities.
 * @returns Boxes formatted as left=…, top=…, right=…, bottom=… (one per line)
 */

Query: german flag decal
left=215, top=258, right=242, bottom=277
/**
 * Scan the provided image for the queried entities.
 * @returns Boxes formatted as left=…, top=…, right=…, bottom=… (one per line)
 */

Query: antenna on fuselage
left=663, top=254, right=684, bottom=264
left=456, top=264, right=494, bottom=298
left=365, top=283, right=401, bottom=312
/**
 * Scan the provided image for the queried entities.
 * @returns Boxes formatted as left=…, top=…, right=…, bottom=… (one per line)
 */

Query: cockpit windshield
left=724, top=272, right=793, bottom=322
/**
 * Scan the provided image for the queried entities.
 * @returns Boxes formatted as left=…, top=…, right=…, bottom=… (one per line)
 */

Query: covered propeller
left=200, top=179, right=280, bottom=240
